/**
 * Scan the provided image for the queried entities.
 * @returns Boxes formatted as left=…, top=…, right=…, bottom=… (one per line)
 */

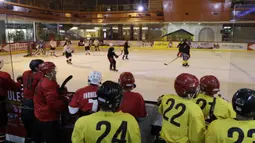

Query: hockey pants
left=182, top=53, right=190, bottom=65
left=0, top=96, right=7, bottom=143
left=21, top=99, right=35, bottom=143
left=108, top=58, right=116, bottom=70
left=32, top=119, right=61, bottom=143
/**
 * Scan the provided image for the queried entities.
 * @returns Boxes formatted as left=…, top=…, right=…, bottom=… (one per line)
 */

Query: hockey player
left=0, top=59, right=21, bottom=143
left=33, top=62, right=69, bottom=143
left=63, top=41, right=74, bottom=64
left=21, top=59, right=44, bottom=143
left=63, top=37, right=72, bottom=47
left=156, top=73, right=205, bottom=143
left=85, top=40, right=90, bottom=55
left=177, top=39, right=190, bottom=67
left=72, top=81, right=141, bottom=143
left=49, top=39, right=56, bottom=56
left=107, top=43, right=119, bottom=71
left=205, top=88, right=255, bottom=143
left=94, top=39, right=100, bottom=51
left=118, top=72, right=147, bottom=121
left=194, top=75, right=236, bottom=124
left=78, top=39, right=84, bottom=46
left=68, top=71, right=102, bottom=116
left=33, top=40, right=44, bottom=56
left=122, top=41, right=130, bottom=60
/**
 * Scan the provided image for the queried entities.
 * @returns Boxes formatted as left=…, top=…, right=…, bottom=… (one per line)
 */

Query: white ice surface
left=1, top=49, right=255, bottom=101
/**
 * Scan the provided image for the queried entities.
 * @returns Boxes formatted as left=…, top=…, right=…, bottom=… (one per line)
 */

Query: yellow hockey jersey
left=158, top=94, right=206, bottom=143
left=72, top=111, right=141, bottom=143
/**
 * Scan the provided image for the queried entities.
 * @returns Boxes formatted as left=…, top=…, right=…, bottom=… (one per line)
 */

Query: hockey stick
left=117, top=50, right=123, bottom=57
left=60, top=75, right=73, bottom=89
left=164, top=57, right=179, bottom=65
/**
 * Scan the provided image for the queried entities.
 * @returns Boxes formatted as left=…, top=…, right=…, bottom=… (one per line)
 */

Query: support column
left=146, top=27, right=151, bottom=41
left=118, top=24, right=123, bottom=40
left=0, top=20, right=6, bottom=44
left=139, top=25, right=142, bottom=41
left=108, top=26, right=113, bottom=40
left=33, top=22, right=36, bottom=42
left=99, top=27, right=103, bottom=39
left=130, top=25, right=134, bottom=40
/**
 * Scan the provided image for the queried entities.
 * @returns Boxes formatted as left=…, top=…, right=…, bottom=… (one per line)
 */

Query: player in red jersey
left=0, top=59, right=21, bottom=143
left=118, top=72, right=147, bottom=121
left=69, top=71, right=102, bottom=116
left=21, top=59, right=44, bottom=143
left=33, top=62, right=68, bottom=143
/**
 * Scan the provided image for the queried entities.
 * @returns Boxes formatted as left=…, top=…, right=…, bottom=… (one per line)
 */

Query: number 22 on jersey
left=163, top=98, right=186, bottom=127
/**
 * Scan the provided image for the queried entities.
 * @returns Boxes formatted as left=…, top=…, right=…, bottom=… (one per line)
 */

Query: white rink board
left=1, top=49, right=255, bottom=102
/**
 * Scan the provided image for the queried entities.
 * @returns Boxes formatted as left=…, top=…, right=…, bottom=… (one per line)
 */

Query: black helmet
left=232, top=88, right=255, bottom=117
left=29, top=59, right=44, bottom=72
left=97, top=81, right=123, bottom=112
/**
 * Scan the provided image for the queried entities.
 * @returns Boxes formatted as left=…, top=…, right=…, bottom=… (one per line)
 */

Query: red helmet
left=38, top=62, right=56, bottom=74
left=119, top=72, right=135, bottom=90
left=200, top=75, right=220, bottom=96
left=174, top=73, right=199, bottom=98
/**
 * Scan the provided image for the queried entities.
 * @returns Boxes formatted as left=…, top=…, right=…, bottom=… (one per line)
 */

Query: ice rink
left=1, top=48, right=255, bottom=101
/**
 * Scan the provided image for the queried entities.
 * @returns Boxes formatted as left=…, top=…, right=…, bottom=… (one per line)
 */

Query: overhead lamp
left=137, top=5, right=144, bottom=12
left=70, top=27, right=78, bottom=30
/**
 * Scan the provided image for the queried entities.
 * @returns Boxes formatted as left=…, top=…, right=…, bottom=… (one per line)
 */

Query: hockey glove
left=59, top=86, right=68, bottom=95
left=177, top=52, right=182, bottom=57
left=157, top=95, right=164, bottom=106
left=62, top=52, right=65, bottom=56
left=62, top=92, right=74, bottom=103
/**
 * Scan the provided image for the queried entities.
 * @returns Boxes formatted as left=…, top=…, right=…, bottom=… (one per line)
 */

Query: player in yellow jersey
left=72, top=81, right=141, bottom=143
left=156, top=73, right=206, bottom=143
left=194, top=75, right=236, bottom=124
left=206, top=88, right=255, bottom=143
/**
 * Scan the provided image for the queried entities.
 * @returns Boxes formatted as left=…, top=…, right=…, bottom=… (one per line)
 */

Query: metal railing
left=62, top=3, right=151, bottom=12
left=2, top=0, right=162, bottom=12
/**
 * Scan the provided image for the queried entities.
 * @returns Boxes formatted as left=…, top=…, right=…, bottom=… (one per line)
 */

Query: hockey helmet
left=232, top=88, right=255, bottom=117
left=97, top=81, right=123, bottom=112
left=200, top=75, right=220, bottom=96
left=29, top=59, right=44, bottom=72
left=88, top=71, right=102, bottom=86
left=119, top=72, right=136, bottom=90
left=174, top=73, right=199, bottom=98
left=38, top=62, right=56, bottom=75
left=0, top=59, right=3, bottom=69
left=109, top=43, right=114, bottom=47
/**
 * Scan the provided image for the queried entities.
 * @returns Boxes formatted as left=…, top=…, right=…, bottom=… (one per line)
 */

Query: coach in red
left=33, top=62, right=68, bottom=143
left=0, top=59, right=21, bottom=143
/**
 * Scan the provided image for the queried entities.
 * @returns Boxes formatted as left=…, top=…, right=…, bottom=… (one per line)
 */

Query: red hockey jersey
left=34, top=77, right=67, bottom=122
left=69, top=85, right=99, bottom=113
left=119, top=91, right=147, bottom=118
left=22, top=70, right=42, bottom=100
left=0, top=71, right=21, bottom=97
